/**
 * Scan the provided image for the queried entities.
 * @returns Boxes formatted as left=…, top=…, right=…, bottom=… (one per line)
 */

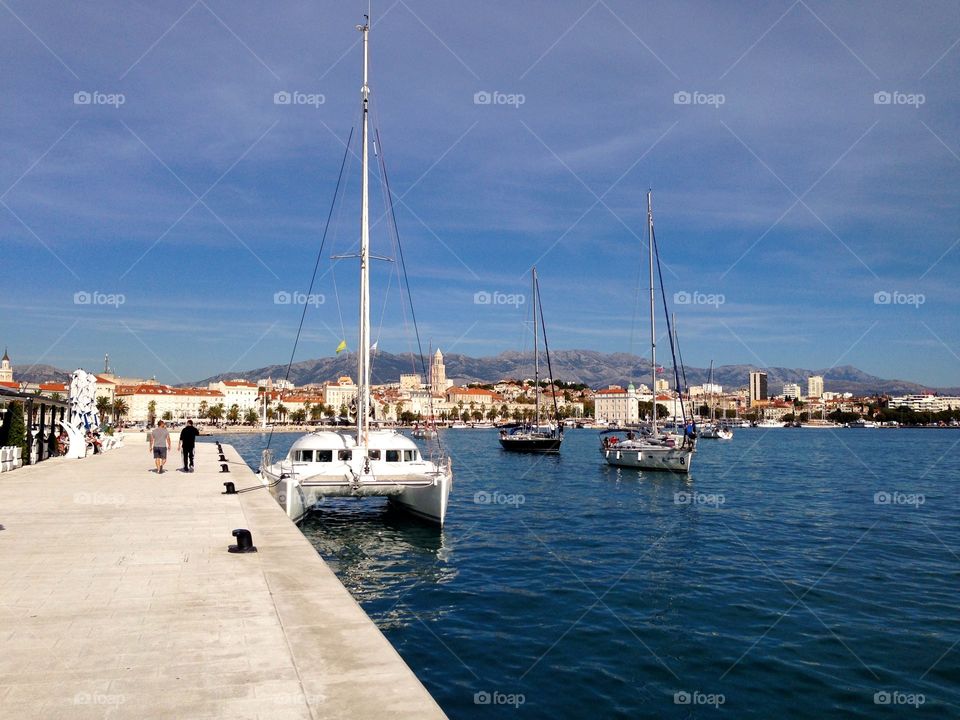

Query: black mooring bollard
left=218, top=454, right=227, bottom=461
left=220, top=463, right=230, bottom=473
left=222, top=481, right=236, bottom=495
left=228, top=528, right=257, bottom=553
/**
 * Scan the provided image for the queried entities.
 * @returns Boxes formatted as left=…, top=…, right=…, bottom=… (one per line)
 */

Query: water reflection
left=297, top=498, right=457, bottom=628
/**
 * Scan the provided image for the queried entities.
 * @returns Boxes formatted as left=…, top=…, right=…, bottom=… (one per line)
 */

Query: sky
left=1, top=0, right=958, bottom=387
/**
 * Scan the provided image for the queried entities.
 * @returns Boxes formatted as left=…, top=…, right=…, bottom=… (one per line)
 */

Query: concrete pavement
left=0, top=436, right=446, bottom=719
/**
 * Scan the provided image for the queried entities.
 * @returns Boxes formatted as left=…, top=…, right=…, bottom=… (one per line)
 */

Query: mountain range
left=13, top=353, right=956, bottom=396
left=189, top=350, right=956, bottom=397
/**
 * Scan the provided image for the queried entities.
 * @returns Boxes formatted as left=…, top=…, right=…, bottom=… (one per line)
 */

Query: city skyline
left=2, top=2, right=958, bottom=386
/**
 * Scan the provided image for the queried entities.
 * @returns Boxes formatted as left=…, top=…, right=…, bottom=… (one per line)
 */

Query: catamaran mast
left=533, top=267, right=540, bottom=429
left=648, top=190, right=657, bottom=437
left=357, top=15, right=371, bottom=444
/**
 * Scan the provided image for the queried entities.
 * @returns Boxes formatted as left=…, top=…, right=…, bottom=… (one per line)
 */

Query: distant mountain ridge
left=192, top=350, right=958, bottom=397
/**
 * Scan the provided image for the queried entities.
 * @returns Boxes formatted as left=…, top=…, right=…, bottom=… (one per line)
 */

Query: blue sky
left=1, top=1, right=958, bottom=387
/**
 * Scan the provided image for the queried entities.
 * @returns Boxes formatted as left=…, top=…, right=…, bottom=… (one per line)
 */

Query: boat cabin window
left=296, top=450, right=313, bottom=462
left=368, top=449, right=381, bottom=460
left=404, top=450, right=416, bottom=461
left=385, top=450, right=400, bottom=462
left=316, top=450, right=332, bottom=462
left=338, top=450, right=352, bottom=461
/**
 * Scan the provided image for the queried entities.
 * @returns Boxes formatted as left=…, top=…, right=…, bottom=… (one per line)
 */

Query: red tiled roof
left=596, top=387, right=626, bottom=395
left=39, top=383, right=68, bottom=391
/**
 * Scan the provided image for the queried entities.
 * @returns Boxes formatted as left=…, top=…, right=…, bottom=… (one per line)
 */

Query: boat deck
left=0, top=437, right=446, bottom=719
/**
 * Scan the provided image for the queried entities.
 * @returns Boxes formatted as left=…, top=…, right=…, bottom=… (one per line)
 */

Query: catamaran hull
left=601, top=446, right=694, bottom=473
left=261, top=468, right=451, bottom=526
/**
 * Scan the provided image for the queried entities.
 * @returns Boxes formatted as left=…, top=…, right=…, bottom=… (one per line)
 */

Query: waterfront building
left=116, top=385, right=225, bottom=422
left=655, top=378, right=670, bottom=393
left=446, top=386, right=500, bottom=412
left=324, top=376, right=358, bottom=413
left=749, top=371, right=768, bottom=407
left=208, top=379, right=259, bottom=412
left=594, top=384, right=639, bottom=425
left=808, top=375, right=824, bottom=399
left=887, top=394, right=960, bottom=413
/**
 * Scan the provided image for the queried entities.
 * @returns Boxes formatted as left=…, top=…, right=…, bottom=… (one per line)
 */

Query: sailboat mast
left=648, top=190, right=657, bottom=436
left=357, top=16, right=371, bottom=443
left=533, top=267, right=540, bottom=428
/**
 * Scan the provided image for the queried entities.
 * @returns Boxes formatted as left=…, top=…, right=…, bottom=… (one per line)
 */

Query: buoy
left=228, top=529, right=257, bottom=553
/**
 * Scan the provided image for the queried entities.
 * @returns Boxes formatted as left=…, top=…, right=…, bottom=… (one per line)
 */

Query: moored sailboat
left=600, top=191, right=696, bottom=472
left=259, top=16, right=452, bottom=525
left=499, top=267, right=563, bottom=453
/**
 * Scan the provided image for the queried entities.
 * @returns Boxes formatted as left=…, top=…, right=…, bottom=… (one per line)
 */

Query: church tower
left=430, top=348, right=446, bottom=396
left=0, top=348, right=13, bottom=383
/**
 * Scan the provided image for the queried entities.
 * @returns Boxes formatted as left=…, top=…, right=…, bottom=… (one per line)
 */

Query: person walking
left=178, top=419, right=200, bottom=472
left=149, top=420, right=171, bottom=474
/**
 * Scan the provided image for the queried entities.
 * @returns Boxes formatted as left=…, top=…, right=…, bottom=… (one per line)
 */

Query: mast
left=709, top=360, right=715, bottom=423
left=356, top=15, right=371, bottom=443
left=648, top=190, right=657, bottom=436
left=533, top=267, right=539, bottom=429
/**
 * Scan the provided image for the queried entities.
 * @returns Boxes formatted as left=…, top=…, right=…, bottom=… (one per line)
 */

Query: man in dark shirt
left=178, top=419, right=201, bottom=472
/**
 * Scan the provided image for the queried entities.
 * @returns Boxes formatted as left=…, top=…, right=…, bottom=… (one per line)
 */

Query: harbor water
left=206, top=428, right=960, bottom=718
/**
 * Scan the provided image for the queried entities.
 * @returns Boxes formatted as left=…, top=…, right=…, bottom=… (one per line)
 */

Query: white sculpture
left=61, top=368, right=100, bottom=459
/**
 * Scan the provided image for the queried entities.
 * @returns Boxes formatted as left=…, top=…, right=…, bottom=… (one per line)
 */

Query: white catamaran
left=600, top=191, right=697, bottom=473
left=260, top=16, right=452, bottom=525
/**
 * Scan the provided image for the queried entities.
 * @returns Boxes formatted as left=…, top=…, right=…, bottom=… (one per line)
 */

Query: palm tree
left=96, top=395, right=112, bottom=421
left=244, top=408, right=258, bottom=425
left=198, top=400, right=209, bottom=419
left=207, top=403, right=225, bottom=423
left=275, top=403, right=288, bottom=423
left=147, top=400, right=157, bottom=427
left=112, top=398, right=129, bottom=425
left=310, top=404, right=324, bottom=423
left=227, top=404, right=240, bottom=424
left=162, top=410, right=173, bottom=421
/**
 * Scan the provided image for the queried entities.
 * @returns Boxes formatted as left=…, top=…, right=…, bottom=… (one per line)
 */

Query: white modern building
left=808, top=375, right=824, bottom=399
left=782, top=383, right=802, bottom=399
left=324, top=376, right=358, bottom=413
left=116, top=385, right=225, bottom=422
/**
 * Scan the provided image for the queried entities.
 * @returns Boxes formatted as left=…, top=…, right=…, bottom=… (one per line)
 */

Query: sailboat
left=600, top=191, right=696, bottom=472
left=259, top=16, right=452, bottom=525
left=499, top=267, right=563, bottom=453
left=699, top=360, right=733, bottom=440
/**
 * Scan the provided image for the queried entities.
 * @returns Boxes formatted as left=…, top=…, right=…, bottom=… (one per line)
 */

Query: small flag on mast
left=370, top=341, right=378, bottom=352
left=336, top=340, right=347, bottom=354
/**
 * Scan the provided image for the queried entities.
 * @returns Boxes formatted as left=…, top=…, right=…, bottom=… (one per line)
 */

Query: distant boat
left=500, top=267, right=563, bottom=453
left=259, top=16, right=452, bottom=525
left=600, top=191, right=696, bottom=472
left=755, top=419, right=782, bottom=428
left=699, top=361, right=732, bottom=440
left=848, top=418, right=878, bottom=428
